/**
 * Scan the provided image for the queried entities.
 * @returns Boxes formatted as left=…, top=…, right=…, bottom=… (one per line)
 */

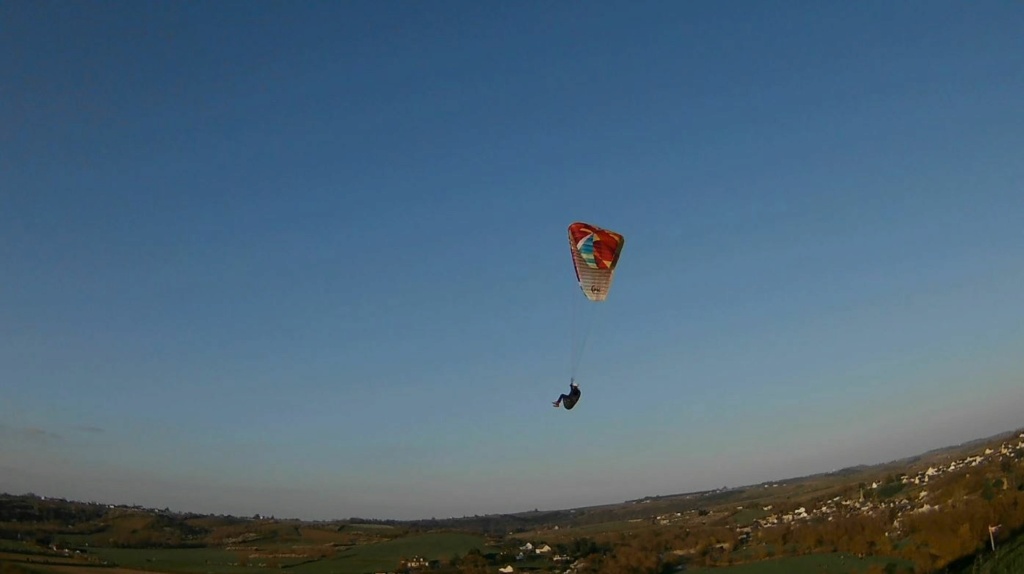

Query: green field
left=289, top=532, right=492, bottom=574
left=89, top=547, right=289, bottom=573
left=551, top=519, right=643, bottom=536
left=688, top=553, right=912, bottom=574
left=75, top=533, right=493, bottom=574
left=730, top=508, right=770, bottom=527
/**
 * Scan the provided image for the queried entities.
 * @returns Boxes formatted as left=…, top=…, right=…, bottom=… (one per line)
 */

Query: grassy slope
left=947, top=527, right=1024, bottom=574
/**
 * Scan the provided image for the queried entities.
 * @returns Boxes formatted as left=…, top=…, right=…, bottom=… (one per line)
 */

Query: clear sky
left=2, top=1, right=1023, bottom=521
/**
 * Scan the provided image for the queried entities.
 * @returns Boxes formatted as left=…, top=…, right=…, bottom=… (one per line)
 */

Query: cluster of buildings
left=514, top=542, right=573, bottom=565
left=597, top=432, right=1024, bottom=561
left=745, top=433, right=1024, bottom=535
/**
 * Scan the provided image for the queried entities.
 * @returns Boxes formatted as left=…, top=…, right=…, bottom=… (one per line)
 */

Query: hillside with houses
left=485, top=429, right=1024, bottom=573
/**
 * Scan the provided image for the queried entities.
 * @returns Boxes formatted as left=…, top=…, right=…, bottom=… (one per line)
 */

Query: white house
left=403, top=556, right=430, bottom=568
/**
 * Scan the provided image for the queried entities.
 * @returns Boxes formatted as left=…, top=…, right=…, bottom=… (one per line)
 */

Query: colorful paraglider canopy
left=568, top=221, right=625, bottom=302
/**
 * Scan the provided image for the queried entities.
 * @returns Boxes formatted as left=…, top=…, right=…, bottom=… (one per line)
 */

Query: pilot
left=553, top=380, right=582, bottom=410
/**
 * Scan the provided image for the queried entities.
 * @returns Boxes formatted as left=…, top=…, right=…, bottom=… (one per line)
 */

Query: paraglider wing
left=568, top=222, right=625, bottom=302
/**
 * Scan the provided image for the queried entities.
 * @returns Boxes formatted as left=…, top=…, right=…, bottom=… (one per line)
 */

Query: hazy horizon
left=2, top=415, right=1024, bottom=519
left=3, top=1, right=1023, bottom=521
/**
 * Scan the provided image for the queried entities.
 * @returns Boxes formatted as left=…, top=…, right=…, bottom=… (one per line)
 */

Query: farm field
left=88, top=547, right=295, bottom=573
left=288, top=532, right=495, bottom=574
left=2, top=532, right=496, bottom=574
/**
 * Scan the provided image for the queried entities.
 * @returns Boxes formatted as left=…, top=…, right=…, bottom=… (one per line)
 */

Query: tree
left=983, top=481, right=996, bottom=501
left=458, top=553, right=487, bottom=574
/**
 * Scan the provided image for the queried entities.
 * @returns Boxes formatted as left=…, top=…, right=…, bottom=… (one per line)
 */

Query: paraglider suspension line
left=570, top=295, right=597, bottom=381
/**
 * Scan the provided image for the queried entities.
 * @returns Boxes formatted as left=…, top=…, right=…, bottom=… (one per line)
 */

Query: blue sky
left=2, top=1, right=1023, bottom=520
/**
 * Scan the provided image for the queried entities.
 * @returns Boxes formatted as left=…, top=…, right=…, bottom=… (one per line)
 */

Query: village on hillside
left=739, top=433, right=1024, bottom=535
left=492, top=433, right=1024, bottom=574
